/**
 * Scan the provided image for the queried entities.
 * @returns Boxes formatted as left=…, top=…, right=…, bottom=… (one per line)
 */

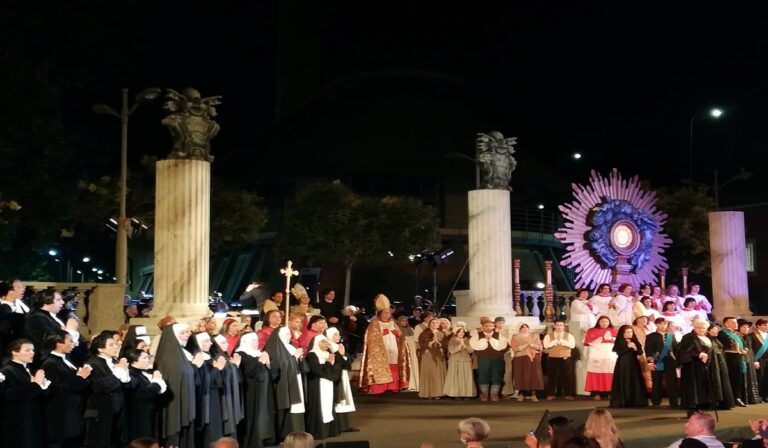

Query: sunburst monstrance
left=555, top=169, right=673, bottom=290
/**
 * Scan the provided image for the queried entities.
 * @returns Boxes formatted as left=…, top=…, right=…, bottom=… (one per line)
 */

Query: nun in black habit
left=187, top=331, right=226, bottom=447
left=325, top=327, right=356, bottom=433
left=305, top=334, right=341, bottom=440
left=237, top=331, right=278, bottom=448
left=154, top=323, right=202, bottom=448
left=212, top=334, right=245, bottom=438
left=264, top=326, right=307, bottom=439
left=120, top=324, right=151, bottom=358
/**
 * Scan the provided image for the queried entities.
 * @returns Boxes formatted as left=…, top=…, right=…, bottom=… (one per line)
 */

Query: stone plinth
left=153, top=159, right=211, bottom=319
left=467, top=189, right=515, bottom=316
left=709, top=211, right=751, bottom=319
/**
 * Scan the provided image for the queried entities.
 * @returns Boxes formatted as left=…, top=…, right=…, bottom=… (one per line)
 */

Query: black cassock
left=82, top=356, right=126, bottom=448
left=124, top=366, right=163, bottom=441
left=41, top=354, right=88, bottom=447
left=263, top=329, right=306, bottom=440
left=609, top=336, right=647, bottom=408
left=305, top=352, right=341, bottom=440
left=238, top=350, right=277, bottom=448
left=0, top=362, right=48, bottom=448
left=679, top=333, right=714, bottom=410
left=194, top=360, right=225, bottom=447
left=219, top=359, right=244, bottom=437
left=154, top=326, right=197, bottom=448
left=709, top=336, right=736, bottom=409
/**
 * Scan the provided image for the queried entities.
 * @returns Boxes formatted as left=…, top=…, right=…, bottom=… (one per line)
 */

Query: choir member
left=257, top=309, right=282, bottom=350
left=0, top=338, right=50, bottom=448
left=42, top=330, right=92, bottom=448
left=299, top=315, right=327, bottom=354
left=25, top=289, right=66, bottom=366
left=684, top=283, right=712, bottom=314
left=219, top=318, right=242, bottom=356
left=305, top=334, right=339, bottom=440
left=237, top=332, right=277, bottom=448
left=664, top=284, right=684, bottom=311
left=155, top=323, right=203, bottom=448
left=610, top=325, right=647, bottom=407
left=649, top=285, right=665, bottom=311
left=589, top=284, right=613, bottom=317
left=82, top=332, right=131, bottom=448
left=661, top=301, right=685, bottom=342
left=610, top=284, right=634, bottom=327
left=583, top=315, right=618, bottom=401
left=61, top=310, right=89, bottom=367
left=120, top=325, right=151, bottom=358
left=570, top=288, right=598, bottom=329
left=469, top=316, right=508, bottom=402
left=0, top=279, right=28, bottom=363
left=396, top=314, right=420, bottom=392
left=124, top=347, right=167, bottom=441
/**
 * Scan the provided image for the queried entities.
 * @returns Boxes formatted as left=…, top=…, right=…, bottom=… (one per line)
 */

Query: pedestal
left=709, top=211, right=751, bottom=319
left=467, top=189, right=515, bottom=316
left=153, top=159, right=211, bottom=319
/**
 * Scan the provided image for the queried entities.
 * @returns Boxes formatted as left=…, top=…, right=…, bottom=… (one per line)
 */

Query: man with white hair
left=340, top=305, right=367, bottom=355
left=666, top=412, right=724, bottom=448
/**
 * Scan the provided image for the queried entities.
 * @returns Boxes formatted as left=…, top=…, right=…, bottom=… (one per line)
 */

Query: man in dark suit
left=25, top=289, right=66, bottom=367
left=82, top=332, right=131, bottom=448
left=646, top=317, right=680, bottom=408
left=0, top=279, right=29, bottom=362
left=42, top=330, right=93, bottom=448
left=0, top=338, right=51, bottom=448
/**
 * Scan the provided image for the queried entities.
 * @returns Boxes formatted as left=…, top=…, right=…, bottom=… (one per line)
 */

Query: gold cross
left=280, top=260, right=299, bottom=316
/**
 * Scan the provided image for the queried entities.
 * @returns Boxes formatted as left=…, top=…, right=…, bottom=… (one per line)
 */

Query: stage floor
left=322, top=392, right=768, bottom=448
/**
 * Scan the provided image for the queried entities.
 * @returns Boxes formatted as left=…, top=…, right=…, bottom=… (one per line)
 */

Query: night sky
left=4, top=2, right=768, bottom=204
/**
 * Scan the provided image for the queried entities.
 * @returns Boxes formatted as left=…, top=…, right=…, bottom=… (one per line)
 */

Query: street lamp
left=689, top=107, right=724, bottom=179
left=93, top=87, right=161, bottom=287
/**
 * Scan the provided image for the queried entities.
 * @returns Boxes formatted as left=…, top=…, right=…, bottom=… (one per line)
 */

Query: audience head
left=127, top=438, right=160, bottom=448
left=457, top=417, right=490, bottom=445
left=684, top=412, right=716, bottom=437
left=584, top=409, right=620, bottom=448
left=282, top=431, right=314, bottom=448
left=679, top=438, right=708, bottom=448
left=212, top=436, right=239, bottom=448
left=548, top=416, right=576, bottom=448
left=561, top=437, right=600, bottom=448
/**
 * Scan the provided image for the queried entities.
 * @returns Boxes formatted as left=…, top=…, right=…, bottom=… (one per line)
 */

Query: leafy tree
left=654, top=184, right=714, bottom=277
left=277, top=181, right=440, bottom=306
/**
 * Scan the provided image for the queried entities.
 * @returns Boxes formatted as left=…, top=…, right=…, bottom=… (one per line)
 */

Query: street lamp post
left=93, top=87, right=161, bottom=287
left=689, top=108, right=723, bottom=179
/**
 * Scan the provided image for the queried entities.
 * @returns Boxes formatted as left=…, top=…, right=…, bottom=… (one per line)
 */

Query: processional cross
left=280, top=260, right=299, bottom=316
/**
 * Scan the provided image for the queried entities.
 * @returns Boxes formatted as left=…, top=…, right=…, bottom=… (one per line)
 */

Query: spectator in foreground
left=458, top=417, right=490, bottom=448
left=282, top=431, right=315, bottom=448
left=524, top=416, right=577, bottom=448
left=213, top=436, right=240, bottom=448
left=583, top=409, right=624, bottom=448
left=665, top=412, right=724, bottom=448
left=127, top=437, right=160, bottom=448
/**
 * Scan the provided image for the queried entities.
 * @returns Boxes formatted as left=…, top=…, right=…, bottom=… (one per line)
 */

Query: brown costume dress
left=511, top=333, right=544, bottom=393
left=418, top=329, right=447, bottom=398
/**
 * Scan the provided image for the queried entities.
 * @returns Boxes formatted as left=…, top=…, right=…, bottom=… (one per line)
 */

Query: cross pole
left=280, top=260, right=299, bottom=317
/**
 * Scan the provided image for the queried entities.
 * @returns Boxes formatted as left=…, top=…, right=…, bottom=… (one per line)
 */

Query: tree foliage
left=654, top=184, right=714, bottom=276
left=277, top=181, right=440, bottom=305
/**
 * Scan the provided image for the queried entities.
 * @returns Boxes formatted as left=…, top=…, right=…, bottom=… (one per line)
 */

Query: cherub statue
left=161, top=87, right=222, bottom=162
left=476, top=131, right=518, bottom=190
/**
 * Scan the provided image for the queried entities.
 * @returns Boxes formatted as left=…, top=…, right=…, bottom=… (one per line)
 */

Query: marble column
left=467, top=189, right=515, bottom=316
left=709, top=211, right=751, bottom=319
left=153, top=159, right=211, bottom=319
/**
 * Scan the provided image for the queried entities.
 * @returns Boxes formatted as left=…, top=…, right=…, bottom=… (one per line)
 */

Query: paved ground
left=320, top=392, right=768, bottom=448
